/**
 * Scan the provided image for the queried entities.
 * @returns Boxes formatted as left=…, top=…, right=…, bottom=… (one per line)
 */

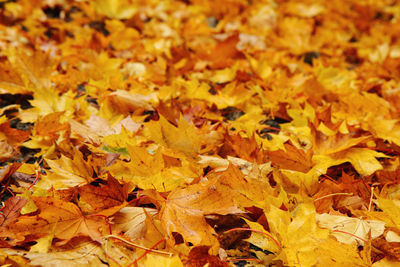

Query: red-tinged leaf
left=0, top=196, right=27, bottom=227
left=184, top=246, right=229, bottom=267
left=0, top=122, right=30, bottom=145
left=0, top=197, right=109, bottom=244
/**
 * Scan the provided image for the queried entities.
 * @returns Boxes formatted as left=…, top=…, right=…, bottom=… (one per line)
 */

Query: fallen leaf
left=0, top=196, right=110, bottom=243
left=144, top=115, right=201, bottom=157
left=142, top=254, right=184, bottom=267
left=316, top=213, right=385, bottom=245
left=267, top=142, right=313, bottom=172
left=184, top=246, right=229, bottom=267
left=77, top=175, right=129, bottom=214
left=40, top=148, right=94, bottom=189
left=93, top=0, right=137, bottom=19
left=113, top=207, right=157, bottom=239
left=0, top=196, right=27, bottom=227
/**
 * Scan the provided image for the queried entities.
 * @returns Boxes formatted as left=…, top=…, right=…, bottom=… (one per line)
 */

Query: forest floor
left=1, top=0, right=400, bottom=266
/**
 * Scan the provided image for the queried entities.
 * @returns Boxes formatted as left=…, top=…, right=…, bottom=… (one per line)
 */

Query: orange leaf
left=267, top=142, right=313, bottom=172
left=0, top=196, right=27, bottom=227
left=77, top=175, right=129, bottom=214
left=185, top=246, right=229, bottom=267
left=0, top=121, right=30, bottom=145
left=160, top=164, right=271, bottom=249
left=1, top=197, right=109, bottom=243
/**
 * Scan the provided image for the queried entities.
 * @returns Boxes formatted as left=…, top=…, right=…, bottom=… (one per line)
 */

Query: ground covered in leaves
left=1, top=0, right=400, bottom=266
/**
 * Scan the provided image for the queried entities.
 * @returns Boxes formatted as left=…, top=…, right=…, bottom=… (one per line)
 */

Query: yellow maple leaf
left=144, top=115, right=201, bottom=157
left=313, top=148, right=388, bottom=177
left=374, top=196, right=400, bottom=228
left=266, top=203, right=329, bottom=266
left=314, top=237, right=371, bottom=266
left=29, top=224, right=55, bottom=253
left=39, top=148, right=94, bottom=189
left=108, top=143, right=199, bottom=191
left=141, top=254, right=183, bottom=267
left=93, top=0, right=137, bottom=19
left=242, top=218, right=280, bottom=254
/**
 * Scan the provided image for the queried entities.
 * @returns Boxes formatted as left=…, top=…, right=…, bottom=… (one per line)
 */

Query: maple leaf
left=104, top=90, right=155, bottom=115
left=0, top=249, right=29, bottom=265
left=23, top=112, right=69, bottom=154
left=143, top=254, right=184, bottom=267
left=77, top=175, right=129, bottom=214
left=313, top=237, right=371, bottom=266
left=160, top=178, right=243, bottom=249
left=0, top=121, right=30, bottom=146
left=266, top=141, right=313, bottom=172
left=0, top=196, right=110, bottom=244
left=4, top=0, right=400, bottom=265
left=84, top=115, right=141, bottom=137
left=39, top=148, right=94, bottom=189
left=184, top=246, right=229, bottom=267
left=0, top=141, right=16, bottom=162
left=93, top=0, right=137, bottom=19
left=0, top=162, right=21, bottom=184
left=108, top=143, right=200, bottom=191
left=266, top=203, right=330, bottom=266
left=372, top=235, right=400, bottom=262
left=242, top=218, right=280, bottom=254
left=313, top=172, right=371, bottom=213
left=4, top=49, right=53, bottom=90
left=316, top=213, right=385, bottom=245
left=144, top=115, right=201, bottom=157
left=29, top=225, right=55, bottom=253
left=373, top=196, right=400, bottom=229
left=160, top=164, right=272, bottom=250
left=0, top=61, right=29, bottom=94
left=69, top=119, right=102, bottom=145
left=313, top=148, right=388, bottom=176
left=24, top=242, right=108, bottom=267
left=0, top=196, right=27, bottom=227
left=222, top=133, right=268, bottom=164
left=113, top=207, right=157, bottom=239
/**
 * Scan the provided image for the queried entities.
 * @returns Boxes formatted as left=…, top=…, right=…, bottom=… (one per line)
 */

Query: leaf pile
left=1, top=0, right=400, bottom=266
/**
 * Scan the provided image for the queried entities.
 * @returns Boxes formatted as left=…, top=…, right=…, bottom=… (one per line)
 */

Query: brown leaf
left=184, top=246, right=229, bottom=267
left=0, top=141, right=16, bottom=162
left=372, top=235, right=400, bottom=261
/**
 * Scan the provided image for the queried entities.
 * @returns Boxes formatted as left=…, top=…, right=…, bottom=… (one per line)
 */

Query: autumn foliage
left=2, top=0, right=400, bottom=266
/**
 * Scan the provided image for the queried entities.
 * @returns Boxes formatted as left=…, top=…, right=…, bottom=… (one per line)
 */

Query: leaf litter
left=1, top=0, right=400, bottom=266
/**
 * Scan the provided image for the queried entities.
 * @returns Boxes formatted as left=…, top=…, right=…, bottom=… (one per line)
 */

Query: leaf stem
left=103, top=235, right=173, bottom=256
left=224, top=227, right=281, bottom=250
left=128, top=238, right=166, bottom=266
left=332, top=230, right=367, bottom=243
left=314, top=192, right=353, bottom=201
